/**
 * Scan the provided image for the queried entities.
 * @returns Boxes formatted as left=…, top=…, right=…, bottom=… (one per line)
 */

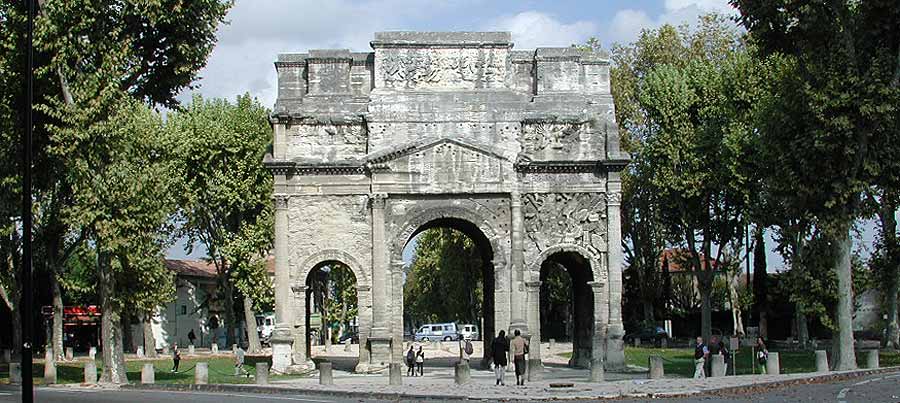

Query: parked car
left=338, top=330, right=359, bottom=344
left=415, top=323, right=459, bottom=341
left=459, top=324, right=480, bottom=341
left=255, top=312, right=275, bottom=346
left=624, top=326, right=668, bottom=345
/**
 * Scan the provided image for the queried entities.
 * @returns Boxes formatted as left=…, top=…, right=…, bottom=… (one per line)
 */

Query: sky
left=164, top=0, right=881, bottom=270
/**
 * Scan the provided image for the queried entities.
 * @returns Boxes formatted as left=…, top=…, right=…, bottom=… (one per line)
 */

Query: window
left=444, top=325, right=453, bottom=331
left=181, top=305, right=187, bottom=315
left=432, top=326, right=442, bottom=332
left=266, top=318, right=273, bottom=326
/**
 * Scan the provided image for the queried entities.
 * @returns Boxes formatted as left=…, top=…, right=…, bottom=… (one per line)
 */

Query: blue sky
left=166, top=0, right=880, bottom=269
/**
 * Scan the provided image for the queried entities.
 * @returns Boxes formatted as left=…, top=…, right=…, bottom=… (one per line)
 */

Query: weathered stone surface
left=319, top=361, right=333, bottom=385
left=454, top=361, right=471, bottom=384
left=9, top=363, right=21, bottom=384
left=815, top=350, right=829, bottom=373
left=866, top=349, right=879, bottom=369
left=765, top=352, right=780, bottom=375
left=711, top=355, right=726, bottom=377
left=649, top=356, right=664, bottom=379
left=84, top=361, right=98, bottom=384
left=141, top=363, right=155, bottom=384
left=256, top=362, right=269, bottom=385
left=267, top=31, right=627, bottom=371
left=195, top=362, right=209, bottom=385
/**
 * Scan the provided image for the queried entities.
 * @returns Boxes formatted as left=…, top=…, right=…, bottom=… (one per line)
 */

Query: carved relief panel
left=377, top=48, right=508, bottom=90
left=520, top=121, right=603, bottom=161
left=522, top=192, right=608, bottom=256
left=286, top=124, right=367, bottom=162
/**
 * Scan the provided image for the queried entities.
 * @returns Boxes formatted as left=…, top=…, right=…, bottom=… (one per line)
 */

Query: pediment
left=366, top=137, right=510, bottom=166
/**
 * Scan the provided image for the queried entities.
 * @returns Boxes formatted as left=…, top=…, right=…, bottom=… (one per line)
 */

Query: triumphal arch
left=265, top=32, right=629, bottom=374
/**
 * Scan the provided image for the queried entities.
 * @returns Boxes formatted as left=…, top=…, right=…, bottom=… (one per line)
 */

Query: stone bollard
left=44, top=349, right=57, bottom=384
left=633, top=338, right=641, bottom=347
left=454, top=361, right=471, bottom=385
left=211, top=343, right=218, bottom=354
left=389, top=363, right=402, bottom=386
left=232, top=344, right=238, bottom=354
left=141, top=363, right=155, bottom=384
left=866, top=350, right=879, bottom=369
left=711, top=354, right=726, bottom=377
left=136, top=345, right=145, bottom=358
left=195, top=362, right=209, bottom=385
left=65, top=347, right=74, bottom=361
left=188, top=344, right=195, bottom=355
left=84, top=361, right=97, bottom=384
left=815, top=350, right=829, bottom=373
left=549, top=339, right=556, bottom=350
left=256, top=362, right=269, bottom=385
left=9, top=362, right=22, bottom=385
left=528, top=357, right=543, bottom=381
left=344, top=339, right=352, bottom=352
left=319, top=361, right=333, bottom=385
left=765, top=352, right=780, bottom=375
left=649, top=355, right=665, bottom=379
left=590, top=357, right=604, bottom=382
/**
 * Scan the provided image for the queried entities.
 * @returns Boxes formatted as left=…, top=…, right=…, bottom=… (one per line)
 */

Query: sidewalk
left=122, top=364, right=900, bottom=401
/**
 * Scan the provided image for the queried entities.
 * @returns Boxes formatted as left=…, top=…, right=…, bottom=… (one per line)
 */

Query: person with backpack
left=693, top=336, right=708, bottom=379
left=460, top=336, right=474, bottom=364
left=756, top=337, right=769, bottom=374
left=171, top=343, right=181, bottom=372
left=406, top=345, right=416, bottom=376
left=415, top=346, right=425, bottom=376
left=491, top=330, right=509, bottom=386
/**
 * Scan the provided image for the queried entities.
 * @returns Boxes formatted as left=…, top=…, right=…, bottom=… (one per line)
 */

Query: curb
left=122, top=382, right=469, bottom=401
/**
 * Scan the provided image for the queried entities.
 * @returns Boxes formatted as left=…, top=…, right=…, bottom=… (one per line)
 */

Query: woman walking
left=756, top=337, right=768, bottom=374
left=415, top=346, right=425, bottom=376
left=491, top=330, right=510, bottom=385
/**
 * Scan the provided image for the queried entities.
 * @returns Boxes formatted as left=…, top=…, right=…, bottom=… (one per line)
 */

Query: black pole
left=21, top=0, right=35, bottom=401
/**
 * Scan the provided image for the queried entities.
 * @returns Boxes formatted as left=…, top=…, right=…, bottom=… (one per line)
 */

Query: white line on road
left=837, top=387, right=849, bottom=403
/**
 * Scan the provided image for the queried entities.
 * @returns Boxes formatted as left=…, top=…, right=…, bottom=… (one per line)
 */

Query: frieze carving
left=521, top=122, right=589, bottom=156
left=292, top=124, right=367, bottom=146
left=380, top=49, right=505, bottom=89
left=523, top=193, right=608, bottom=255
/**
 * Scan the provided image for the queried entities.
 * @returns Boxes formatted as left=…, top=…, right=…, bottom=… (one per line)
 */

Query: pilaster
left=525, top=280, right=543, bottom=380
left=271, top=195, right=292, bottom=373
left=605, top=181, right=625, bottom=369
left=508, top=190, right=528, bottom=335
left=368, top=193, right=392, bottom=368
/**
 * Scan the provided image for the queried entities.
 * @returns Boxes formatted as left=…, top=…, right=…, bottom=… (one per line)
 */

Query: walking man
left=693, top=336, right=708, bottom=379
left=171, top=344, right=181, bottom=372
left=459, top=336, right=473, bottom=364
left=492, top=330, right=509, bottom=386
left=188, top=329, right=197, bottom=346
left=511, top=329, right=529, bottom=386
left=406, top=345, right=416, bottom=376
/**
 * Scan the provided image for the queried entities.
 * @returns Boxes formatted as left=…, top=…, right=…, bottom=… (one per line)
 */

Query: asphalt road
left=0, top=371, right=897, bottom=402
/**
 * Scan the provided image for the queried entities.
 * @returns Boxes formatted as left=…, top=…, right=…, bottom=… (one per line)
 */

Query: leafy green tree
left=732, top=0, right=900, bottom=369
left=866, top=191, right=899, bottom=349
left=223, top=208, right=274, bottom=353
left=168, top=94, right=273, bottom=350
left=404, top=228, right=483, bottom=326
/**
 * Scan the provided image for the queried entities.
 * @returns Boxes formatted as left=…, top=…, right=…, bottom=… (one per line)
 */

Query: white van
left=414, top=323, right=459, bottom=341
left=256, top=313, right=275, bottom=345
left=459, top=324, right=480, bottom=341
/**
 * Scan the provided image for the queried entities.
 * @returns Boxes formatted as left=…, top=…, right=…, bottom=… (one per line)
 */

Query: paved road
left=0, top=371, right=898, bottom=402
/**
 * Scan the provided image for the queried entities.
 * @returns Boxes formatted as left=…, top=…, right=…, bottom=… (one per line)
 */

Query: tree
left=169, top=94, right=273, bottom=350
left=223, top=209, right=274, bottom=353
left=752, top=226, right=769, bottom=339
left=732, top=0, right=900, bottom=369
left=633, top=34, right=761, bottom=342
left=404, top=228, right=483, bottom=326
left=868, top=190, right=899, bottom=349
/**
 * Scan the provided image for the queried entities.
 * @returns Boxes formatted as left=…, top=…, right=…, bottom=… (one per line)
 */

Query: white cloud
left=485, top=11, right=597, bottom=49
left=606, top=0, right=737, bottom=46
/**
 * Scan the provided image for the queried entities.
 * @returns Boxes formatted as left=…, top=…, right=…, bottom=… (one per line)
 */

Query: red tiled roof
left=165, top=257, right=275, bottom=279
left=659, top=249, right=721, bottom=272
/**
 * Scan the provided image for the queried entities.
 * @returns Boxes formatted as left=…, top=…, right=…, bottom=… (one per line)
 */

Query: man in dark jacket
left=492, top=330, right=509, bottom=385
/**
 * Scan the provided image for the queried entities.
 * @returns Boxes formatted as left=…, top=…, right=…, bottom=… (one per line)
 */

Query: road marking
left=837, top=387, right=849, bottom=403
left=149, top=390, right=333, bottom=402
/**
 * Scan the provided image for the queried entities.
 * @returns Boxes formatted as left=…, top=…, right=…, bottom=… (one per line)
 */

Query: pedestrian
left=718, top=337, right=731, bottom=375
left=235, top=345, right=247, bottom=376
left=406, top=344, right=416, bottom=376
left=756, top=337, right=768, bottom=374
left=171, top=343, right=181, bottom=372
left=459, top=335, right=474, bottom=364
left=188, top=329, right=196, bottom=346
left=693, top=336, right=708, bottom=379
left=491, top=330, right=509, bottom=386
left=511, top=329, right=528, bottom=386
left=415, top=346, right=425, bottom=376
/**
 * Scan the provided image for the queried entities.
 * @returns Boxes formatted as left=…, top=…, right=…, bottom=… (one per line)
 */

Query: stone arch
left=295, top=248, right=370, bottom=288
left=527, top=243, right=605, bottom=285
left=391, top=204, right=507, bottom=268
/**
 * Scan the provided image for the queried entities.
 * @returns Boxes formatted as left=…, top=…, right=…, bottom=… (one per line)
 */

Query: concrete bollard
left=9, top=362, right=22, bottom=384
left=528, top=357, right=542, bottom=381
left=232, top=344, right=238, bottom=354
left=454, top=361, right=471, bottom=385
left=65, top=347, right=74, bottom=361
left=765, top=352, right=780, bottom=375
left=711, top=354, right=726, bottom=377
left=195, top=362, right=209, bottom=385
left=44, top=349, right=57, bottom=384
left=141, top=363, right=155, bottom=384
left=1, top=349, right=10, bottom=363
left=344, top=339, right=352, bottom=352
left=590, top=357, right=604, bottom=382
left=633, top=338, right=641, bottom=347
left=211, top=343, right=218, bottom=354
left=136, top=346, right=145, bottom=358
left=549, top=339, right=556, bottom=350
left=84, top=361, right=97, bottom=384
left=389, top=363, right=402, bottom=386
left=324, top=338, right=331, bottom=352
left=649, top=355, right=665, bottom=379
left=815, top=350, right=829, bottom=373
left=866, top=350, right=879, bottom=369
left=256, top=362, right=269, bottom=385
left=319, top=361, right=333, bottom=385
left=188, top=344, right=195, bottom=355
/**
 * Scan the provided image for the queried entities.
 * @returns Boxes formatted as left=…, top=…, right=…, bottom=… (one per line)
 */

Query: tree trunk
left=796, top=307, right=809, bottom=349
left=642, top=300, right=655, bottom=323
left=700, top=283, right=712, bottom=342
left=50, top=273, right=64, bottom=361
left=728, top=270, right=744, bottom=336
left=831, top=225, right=858, bottom=370
left=98, top=248, right=128, bottom=384
left=223, top=274, right=236, bottom=348
left=243, top=295, right=261, bottom=353
left=143, top=311, right=157, bottom=358
left=753, top=226, right=768, bottom=339
left=879, top=198, right=899, bottom=350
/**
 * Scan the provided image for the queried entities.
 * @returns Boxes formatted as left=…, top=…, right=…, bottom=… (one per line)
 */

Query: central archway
left=392, top=206, right=506, bottom=369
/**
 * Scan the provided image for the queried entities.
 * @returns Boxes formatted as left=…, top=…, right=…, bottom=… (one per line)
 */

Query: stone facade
left=266, top=32, right=629, bottom=373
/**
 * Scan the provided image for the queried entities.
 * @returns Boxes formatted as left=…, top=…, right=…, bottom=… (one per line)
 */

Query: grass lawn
left=560, top=347, right=900, bottom=378
left=0, top=357, right=312, bottom=385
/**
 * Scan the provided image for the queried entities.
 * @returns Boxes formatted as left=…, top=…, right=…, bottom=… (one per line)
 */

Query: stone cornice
left=265, top=161, right=366, bottom=176
left=515, top=159, right=629, bottom=173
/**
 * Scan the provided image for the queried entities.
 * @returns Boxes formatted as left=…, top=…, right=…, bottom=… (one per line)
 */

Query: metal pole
left=21, top=0, right=35, bottom=401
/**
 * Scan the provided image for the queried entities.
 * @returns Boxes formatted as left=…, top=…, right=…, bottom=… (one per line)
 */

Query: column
left=606, top=182, right=626, bottom=369
left=508, top=190, right=528, bottom=334
left=588, top=281, right=608, bottom=367
left=290, top=285, right=311, bottom=368
left=355, top=285, right=371, bottom=372
left=525, top=280, right=543, bottom=380
left=271, top=195, right=293, bottom=372
left=368, top=194, right=392, bottom=367
left=390, top=260, right=405, bottom=364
